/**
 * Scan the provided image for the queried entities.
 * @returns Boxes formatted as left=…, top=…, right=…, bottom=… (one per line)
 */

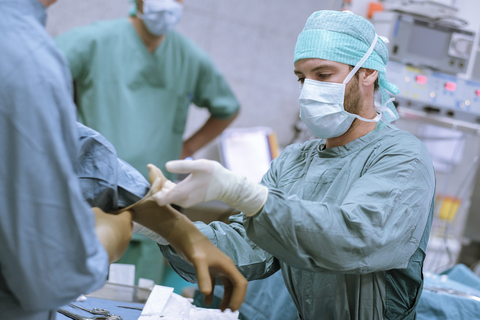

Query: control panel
left=386, top=61, right=480, bottom=124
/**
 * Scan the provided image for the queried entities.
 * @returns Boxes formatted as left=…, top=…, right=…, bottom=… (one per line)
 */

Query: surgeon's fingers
left=152, top=184, right=189, bottom=207
left=203, top=277, right=216, bottom=307
left=221, top=270, right=247, bottom=312
left=218, top=277, right=233, bottom=312
left=166, top=159, right=216, bottom=174
left=193, top=256, right=213, bottom=300
left=152, top=189, right=171, bottom=206
left=165, top=160, right=197, bottom=174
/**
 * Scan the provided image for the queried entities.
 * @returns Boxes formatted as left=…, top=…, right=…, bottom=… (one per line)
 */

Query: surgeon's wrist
left=237, top=184, right=268, bottom=217
left=223, top=177, right=268, bottom=217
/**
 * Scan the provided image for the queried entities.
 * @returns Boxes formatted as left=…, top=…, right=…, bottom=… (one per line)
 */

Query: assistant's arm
left=156, top=139, right=435, bottom=275
left=244, top=141, right=436, bottom=274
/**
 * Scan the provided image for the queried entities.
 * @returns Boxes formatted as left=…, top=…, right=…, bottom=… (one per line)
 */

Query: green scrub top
left=160, top=123, right=436, bottom=320
left=55, top=19, right=240, bottom=179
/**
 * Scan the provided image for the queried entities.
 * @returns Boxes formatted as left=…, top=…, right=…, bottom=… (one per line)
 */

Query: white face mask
left=138, top=0, right=183, bottom=36
left=299, top=34, right=382, bottom=139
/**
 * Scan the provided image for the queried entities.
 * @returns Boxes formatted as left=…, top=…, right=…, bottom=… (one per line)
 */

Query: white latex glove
left=132, top=222, right=170, bottom=245
left=153, top=159, right=268, bottom=217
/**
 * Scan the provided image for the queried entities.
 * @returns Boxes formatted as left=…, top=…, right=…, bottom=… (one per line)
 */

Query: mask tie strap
left=343, top=33, right=379, bottom=85
left=355, top=112, right=382, bottom=123
left=375, top=97, right=397, bottom=120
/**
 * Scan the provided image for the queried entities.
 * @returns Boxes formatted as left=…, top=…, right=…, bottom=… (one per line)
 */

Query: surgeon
left=0, top=0, right=246, bottom=319
left=153, top=10, right=436, bottom=320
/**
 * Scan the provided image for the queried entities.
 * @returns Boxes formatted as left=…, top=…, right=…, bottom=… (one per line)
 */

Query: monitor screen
left=407, top=22, right=450, bottom=60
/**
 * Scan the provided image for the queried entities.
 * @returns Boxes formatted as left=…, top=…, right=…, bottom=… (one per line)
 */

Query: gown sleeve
left=0, top=34, right=109, bottom=311
left=159, top=214, right=280, bottom=282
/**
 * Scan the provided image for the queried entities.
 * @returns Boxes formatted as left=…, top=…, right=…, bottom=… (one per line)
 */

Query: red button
left=416, top=75, right=427, bottom=85
left=445, top=82, right=456, bottom=92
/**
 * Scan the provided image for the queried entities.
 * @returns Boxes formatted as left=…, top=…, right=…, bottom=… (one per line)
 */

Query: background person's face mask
left=139, top=0, right=183, bottom=36
left=299, top=34, right=381, bottom=139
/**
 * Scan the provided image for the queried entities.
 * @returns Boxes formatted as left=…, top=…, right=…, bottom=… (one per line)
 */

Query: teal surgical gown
left=55, top=19, right=240, bottom=180
left=0, top=1, right=109, bottom=319
left=160, top=122, right=436, bottom=320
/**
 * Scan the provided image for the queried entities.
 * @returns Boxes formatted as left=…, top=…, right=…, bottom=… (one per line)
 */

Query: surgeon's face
left=294, top=58, right=361, bottom=115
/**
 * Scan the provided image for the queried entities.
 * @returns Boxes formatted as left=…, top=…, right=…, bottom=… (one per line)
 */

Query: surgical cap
left=294, top=10, right=400, bottom=122
left=129, top=0, right=137, bottom=16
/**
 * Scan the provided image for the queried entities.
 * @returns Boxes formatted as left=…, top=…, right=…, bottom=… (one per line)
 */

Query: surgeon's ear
left=360, top=68, right=378, bottom=89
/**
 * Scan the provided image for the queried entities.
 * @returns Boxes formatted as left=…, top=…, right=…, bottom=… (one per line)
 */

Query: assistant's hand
left=153, top=159, right=268, bottom=216
left=93, top=207, right=133, bottom=263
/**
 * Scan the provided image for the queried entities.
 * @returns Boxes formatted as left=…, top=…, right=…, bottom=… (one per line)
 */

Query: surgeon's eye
left=318, top=73, right=331, bottom=80
left=297, top=77, right=305, bottom=84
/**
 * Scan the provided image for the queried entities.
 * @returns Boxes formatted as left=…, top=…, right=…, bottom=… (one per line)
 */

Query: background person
left=154, top=10, right=436, bottom=320
left=55, top=0, right=240, bottom=285
left=55, top=0, right=240, bottom=180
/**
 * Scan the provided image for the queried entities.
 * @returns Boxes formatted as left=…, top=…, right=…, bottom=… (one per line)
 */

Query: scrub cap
left=294, top=10, right=400, bottom=122
left=129, top=0, right=137, bottom=16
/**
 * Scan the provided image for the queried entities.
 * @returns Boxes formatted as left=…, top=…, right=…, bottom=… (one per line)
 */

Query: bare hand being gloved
left=123, top=164, right=248, bottom=312
left=152, top=159, right=268, bottom=217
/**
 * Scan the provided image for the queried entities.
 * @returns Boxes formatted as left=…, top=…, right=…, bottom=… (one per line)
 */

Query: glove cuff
left=228, top=177, right=268, bottom=217
left=133, top=223, right=170, bottom=245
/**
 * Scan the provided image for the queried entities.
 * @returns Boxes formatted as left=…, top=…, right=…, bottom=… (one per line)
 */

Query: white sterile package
left=138, top=285, right=239, bottom=320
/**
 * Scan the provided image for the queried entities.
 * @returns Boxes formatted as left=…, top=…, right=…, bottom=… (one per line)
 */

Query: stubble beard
left=343, top=75, right=361, bottom=115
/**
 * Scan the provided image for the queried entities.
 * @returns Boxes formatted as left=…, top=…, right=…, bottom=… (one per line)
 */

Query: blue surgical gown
left=0, top=1, right=108, bottom=319
left=161, top=122, right=436, bottom=320
left=76, top=122, right=150, bottom=212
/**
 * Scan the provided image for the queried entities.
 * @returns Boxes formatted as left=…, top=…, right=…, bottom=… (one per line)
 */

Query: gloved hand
left=132, top=222, right=169, bottom=245
left=153, top=159, right=268, bottom=217
left=93, top=207, right=133, bottom=263
left=117, top=163, right=168, bottom=214
left=161, top=215, right=248, bottom=311
left=124, top=164, right=248, bottom=312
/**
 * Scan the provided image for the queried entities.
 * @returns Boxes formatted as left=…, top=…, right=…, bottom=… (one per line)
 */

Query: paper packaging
left=138, top=285, right=239, bottom=320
